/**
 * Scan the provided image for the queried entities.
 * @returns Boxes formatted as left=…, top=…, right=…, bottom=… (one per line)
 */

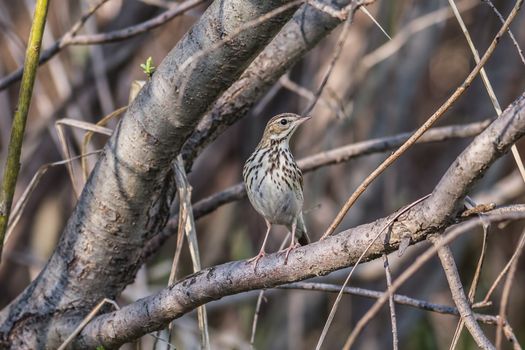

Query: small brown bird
left=243, top=113, right=310, bottom=267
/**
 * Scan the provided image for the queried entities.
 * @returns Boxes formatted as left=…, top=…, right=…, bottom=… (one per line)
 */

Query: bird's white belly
left=249, top=174, right=301, bottom=226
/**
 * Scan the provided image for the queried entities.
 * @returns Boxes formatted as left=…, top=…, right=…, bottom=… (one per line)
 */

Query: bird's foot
left=282, top=242, right=300, bottom=265
left=247, top=250, right=266, bottom=271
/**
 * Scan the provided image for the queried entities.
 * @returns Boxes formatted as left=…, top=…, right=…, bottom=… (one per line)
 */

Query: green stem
left=0, top=0, right=49, bottom=261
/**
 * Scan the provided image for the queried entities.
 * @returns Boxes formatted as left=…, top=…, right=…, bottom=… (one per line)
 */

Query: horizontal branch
left=76, top=92, right=525, bottom=347
left=278, top=282, right=498, bottom=324
left=142, top=119, right=491, bottom=259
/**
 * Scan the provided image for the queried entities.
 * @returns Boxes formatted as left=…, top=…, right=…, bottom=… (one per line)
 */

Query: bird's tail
left=296, top=214, right=310, bottom=246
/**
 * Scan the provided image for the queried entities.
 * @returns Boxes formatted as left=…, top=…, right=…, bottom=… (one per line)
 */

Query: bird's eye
left=280, top=119, right=288, bottom=125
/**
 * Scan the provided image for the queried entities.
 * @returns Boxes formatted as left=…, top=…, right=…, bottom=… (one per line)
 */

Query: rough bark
left=68, top=92, right=525, bottom=348
left=0, top=0, right=298, bottom=347
left=180, top=0, right=355, bottom=169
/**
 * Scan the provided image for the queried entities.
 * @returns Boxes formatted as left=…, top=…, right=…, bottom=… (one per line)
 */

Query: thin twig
left=321, top=0, right=524, bottom=239
left=279, top=282, right=498, bottom=324
left=302, top=1, right=358, bottom=116
left=0, top=0, right=206, bottom=91
left=360, top=6, right=391, bottom=40
left=249, top=235, right=289, bottom=348
left=448, top=0, right=525, bottom=186
left=476, top=230, right=525, bottom=307
left=315, top=194, right=430, bottom=350
left=4, top=150, right=102, bottom=246
left=0, top=0, right=49, bottom=261
left=495, top=229, right=525, bottom=349
left=279, top=75, right=345, bottom=118
left=449, top=197, right=490, bottom=349
left=340, top=215, right=516, bottom=350
left=57, top=298, right=120, bottom=350
left=55, top=118, right=112, bottom=198
left=482, top=0, right=525, bottom=65
left=383, top=254, right=398, bottom=350
left=249, top=291, right=265, bottom=349
left=430, top=236, right=495, bottom=349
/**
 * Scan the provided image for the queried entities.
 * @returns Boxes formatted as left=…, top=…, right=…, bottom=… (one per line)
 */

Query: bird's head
left=260, top=113, right=311, bottom=145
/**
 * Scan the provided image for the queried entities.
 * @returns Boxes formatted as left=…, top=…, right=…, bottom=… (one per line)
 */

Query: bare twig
left=482, top=0, right=525, bottom=65
left=495, top=229, right=525, bottom=349
left=4, top=150, right=102, bottom=246
left=383, top=254, right=398, bottom=350
left=302, top=1, right=358, bottom=115
left=448, top=0, right=525, bottom=185
left=341, top=213, right=525, bottom=350
left=0, top=0, right=206, bottom=91
left=359, top=6, right=391, bottom=40
left=279, top=75, right=345, bottom=118
left=249, top=291, right=266, bottom=348
left=315, top=194, right=430, bottom=350
left=321, top=0, right=524, bottom=239
left=279, top=282, right=497, bottom=323
left=430, top=236, right=495, bottom=349
left=249, top=235, right=289, bottom=348
left=449, top=197, right=490, bottom=349
left=57, top=298, right=120, bottom=350
left=55, top=119, right=112, bottom=198
left=476, top=230, right=525, bottom=307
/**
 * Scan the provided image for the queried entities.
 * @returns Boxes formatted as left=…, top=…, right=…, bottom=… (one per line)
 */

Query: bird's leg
left=283, top=221, right=300, bottom=264
left=248, top=219, right=272, bottom=270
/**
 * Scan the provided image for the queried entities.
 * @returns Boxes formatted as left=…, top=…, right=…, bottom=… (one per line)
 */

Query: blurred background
left=0, top=0, right=524, bottom=348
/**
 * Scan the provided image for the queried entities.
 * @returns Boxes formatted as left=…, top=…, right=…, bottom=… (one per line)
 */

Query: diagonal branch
left=431, top=236, right=495, bottom=349
left=0, top=1, right=300, bottom=347
left=321, top=0, right=524, bottom=239
left=73, top=91, right=525, bottom=348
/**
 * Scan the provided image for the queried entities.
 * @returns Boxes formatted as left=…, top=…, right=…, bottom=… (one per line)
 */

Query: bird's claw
left=247, top=251, right=266, bottom=271
left=282, top=243, right=300, bottom=265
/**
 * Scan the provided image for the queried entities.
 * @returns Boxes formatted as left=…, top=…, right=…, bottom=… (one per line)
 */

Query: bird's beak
left=297, top=115, right=312, bottom=124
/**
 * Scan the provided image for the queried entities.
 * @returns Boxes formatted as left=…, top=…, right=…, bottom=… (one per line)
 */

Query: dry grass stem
left=321, top=0, right=524, bottom=239
left=448, top=0, right=525, bottom=185
left=341, top=213, right=525, bottom=350
left=315, top=194, right=430, bottom=350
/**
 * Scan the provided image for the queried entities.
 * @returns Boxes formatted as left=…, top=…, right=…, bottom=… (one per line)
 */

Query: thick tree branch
left=180, top=0, right=357, bottom=170
left=0, top=0, right=299, bottom=347
left=75, top=92, right=525, bottom=347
